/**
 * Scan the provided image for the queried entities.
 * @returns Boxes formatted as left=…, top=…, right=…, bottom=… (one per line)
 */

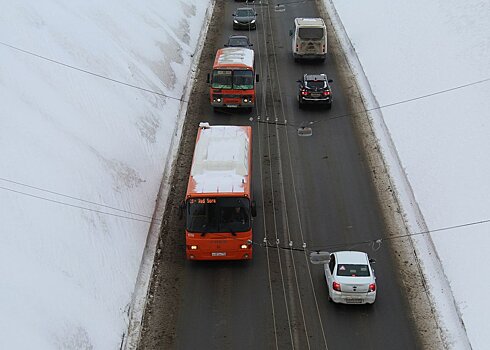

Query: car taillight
left=369, top=283, right=376, bottom=292
left=322, top=91, right=330, bottom=96
left=333, top=281, right=341, bottom=292
left=301, top=90, right=309, bottom=96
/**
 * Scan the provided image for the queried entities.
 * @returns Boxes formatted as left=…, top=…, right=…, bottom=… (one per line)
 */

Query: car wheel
left=327, top=103, right=332, bottom=110
left=298, top=100, right=303, bottom=109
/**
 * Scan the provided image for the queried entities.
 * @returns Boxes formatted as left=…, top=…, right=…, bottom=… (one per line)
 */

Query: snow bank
left=0, top=1, right=210, bottom=348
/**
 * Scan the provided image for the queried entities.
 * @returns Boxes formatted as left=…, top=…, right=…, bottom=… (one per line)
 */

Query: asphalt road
left=139, top=0, right=421, bottom=349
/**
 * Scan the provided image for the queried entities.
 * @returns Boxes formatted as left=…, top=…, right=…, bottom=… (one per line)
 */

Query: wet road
left=139, top=0, right=421, bottom=349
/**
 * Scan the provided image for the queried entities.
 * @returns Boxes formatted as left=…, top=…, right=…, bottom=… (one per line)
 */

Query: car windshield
left=212, top=70, right=253, bottom=90
left=336, top=264, right=370, bottom=277
left=186, top=197, right=251, bottom=233
left=236, top=9, right=254, bottom=17
left=298, top=27, right=324, bottom=40
left=306, top=81, right=325, bottom=89
left=233, top=70, right=254, bottom=89
left=212, top=70, right=233, bottom=89
left=229, top=37, right=249, bottom=47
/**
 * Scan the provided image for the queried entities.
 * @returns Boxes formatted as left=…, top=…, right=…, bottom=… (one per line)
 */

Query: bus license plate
left=212, top=252, right=226, bottom=257
left=227, top=104, right=238, bottom=108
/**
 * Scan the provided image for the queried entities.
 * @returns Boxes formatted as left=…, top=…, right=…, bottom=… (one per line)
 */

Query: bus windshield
left=212, top=70, right=233, bottom=89
left=186, top=197, right=251, bottom=233
left=233, top=70, right=254, bottom=89
left=212, top=70, right=254, bottom=90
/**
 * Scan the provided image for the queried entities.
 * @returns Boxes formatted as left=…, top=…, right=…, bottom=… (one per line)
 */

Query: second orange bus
left=207, top=47, right=259, bottom=112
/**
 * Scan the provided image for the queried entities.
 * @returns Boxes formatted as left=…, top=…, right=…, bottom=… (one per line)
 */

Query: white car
left=324, top=251, right=376, bottom=305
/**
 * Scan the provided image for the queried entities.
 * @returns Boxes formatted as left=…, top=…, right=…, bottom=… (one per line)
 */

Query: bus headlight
left=243, top=98, right=249, bottom=103
left=240, top=244, right=248, bottom=249
left=190, top=245, right=198, bottom=250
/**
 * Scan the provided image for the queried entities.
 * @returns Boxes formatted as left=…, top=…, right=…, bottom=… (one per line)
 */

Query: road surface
left=138, top=1, right=423, bottom=349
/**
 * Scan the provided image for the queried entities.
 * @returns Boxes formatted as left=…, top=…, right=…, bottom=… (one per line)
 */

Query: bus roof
left=187, top=123, right=252, bottom=196
left=213, top=47, right=254, bottom=70
left=294, top=17, right=325, bottom=27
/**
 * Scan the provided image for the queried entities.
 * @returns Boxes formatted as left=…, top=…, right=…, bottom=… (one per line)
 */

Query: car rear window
left=306, top=81, right=325, bottom=89
left=336, top=264, right=370, bottom=277
left=229, top=38, right=248, bottom=46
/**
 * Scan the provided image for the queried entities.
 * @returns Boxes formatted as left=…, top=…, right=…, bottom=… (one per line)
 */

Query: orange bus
left=184, top=122, right=256, bottom=260
left=207, top=47, right=259, bottom=112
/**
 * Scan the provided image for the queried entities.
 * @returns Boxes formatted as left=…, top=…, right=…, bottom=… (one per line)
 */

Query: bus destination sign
left=189, top=198, right=217, bottom=204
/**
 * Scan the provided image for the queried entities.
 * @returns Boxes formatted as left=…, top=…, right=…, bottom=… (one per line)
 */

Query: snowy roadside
left=320, top=0, right=471, bottom=348
left=122, top=2, right=216, bottom=349
left=0, top=1, right=213, bottom=349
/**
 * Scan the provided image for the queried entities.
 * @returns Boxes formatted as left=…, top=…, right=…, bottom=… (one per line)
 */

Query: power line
left=285, top=77, right=490, bottom=128
left=192, top=217, right=490, bottom=257
left=253, top=218, right=490, bottom=253
left=3, top=41, right=489, bottom=121
left=0, top=177, right=155, bottom=220
left=0, top=41, right=186, bottom=103
left=0, top=185, right=159, bottom=224
left=5, top=175, right=486, bottom=245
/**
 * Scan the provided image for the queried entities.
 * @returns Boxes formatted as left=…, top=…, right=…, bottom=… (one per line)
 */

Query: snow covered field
left=326, top=0, right=490, bottom=348
left=0, top=1, right=210, bottom=348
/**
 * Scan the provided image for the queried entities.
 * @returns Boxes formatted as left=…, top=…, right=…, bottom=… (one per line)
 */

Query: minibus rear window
left=298, top=28, right=324, bottom=39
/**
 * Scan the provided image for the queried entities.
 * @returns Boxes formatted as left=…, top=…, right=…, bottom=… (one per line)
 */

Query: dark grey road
left=140, top=1, right=421, bottom=349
